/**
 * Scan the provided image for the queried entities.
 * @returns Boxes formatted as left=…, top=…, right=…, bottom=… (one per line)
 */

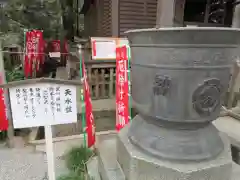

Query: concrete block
left=117, top=124, right=233, bottom=180
left=7, top=136, right=27, bottom=149
left=98, top=138, right=125, bottom=180
left=214, top=116, right=240, bottom=149
left=87, top=156, right=101, bottom=180
left=232, top=162, right=240, bottom=180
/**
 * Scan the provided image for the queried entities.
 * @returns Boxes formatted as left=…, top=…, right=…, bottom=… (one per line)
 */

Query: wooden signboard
left=9, top=83, right=77, bottom=128
left=90, top=37, right=130, bottom=60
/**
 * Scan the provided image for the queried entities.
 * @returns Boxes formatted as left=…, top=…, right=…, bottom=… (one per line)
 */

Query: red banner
left=81, top=57, right=96, bottom=147
left=24, top=30, right=43, bottom=78
left=38, top=39, right=45, bottom=70
left=92, top=40, right=96, bottom=57
left=34, top=30, right=44, bottom=72
left=63, top=40, right=69, bottom=54
left=51, top=40, right=61, bottom=52
left=24, top=31, right=32, bottom=77
left=50, top=40, right=68, bottom=61
left=116, top=46, right=129, bottom=131
left=0, top=75, right=8, bottom=131
left=63, top=40, right=69, bottom=62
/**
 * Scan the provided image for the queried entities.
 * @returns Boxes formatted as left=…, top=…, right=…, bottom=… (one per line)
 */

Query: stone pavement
left=0, top=146, right=68, bottom=180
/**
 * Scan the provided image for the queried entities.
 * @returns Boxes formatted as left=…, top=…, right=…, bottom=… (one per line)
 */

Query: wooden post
left=227, top=3, right=240, bottom=109
left=156, top=0, right=175, bottom=27
left=0, top=40, right=15, bottom=147
left=44, top=125, right=56, bottom=180
left=232, top=3, right=240, bottom=28
left=156, top=0, right=185, bottom=28
left=227, top=60, right=240, bottom=108
left=111, top=0, right=119, bottom=36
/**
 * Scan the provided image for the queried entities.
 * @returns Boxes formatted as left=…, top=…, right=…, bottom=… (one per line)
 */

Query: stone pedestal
left=97, top=28, right=240, bottom=180
left=117, top=117, right=232, bottom=180
left=97, top=133, right=240, bottom=180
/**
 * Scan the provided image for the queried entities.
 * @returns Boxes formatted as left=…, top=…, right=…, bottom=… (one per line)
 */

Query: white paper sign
left=91, top=37, right=116, bottom=60
left=49, top=52, right=61, bottom=58
left=9, top=83, right=77, bottom=128
left=91, top=37, right=131, bottom=60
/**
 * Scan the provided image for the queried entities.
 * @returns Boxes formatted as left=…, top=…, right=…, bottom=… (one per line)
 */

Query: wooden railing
left=83, top=60, right=116, bottom=99
left=69, top=53, right=118, bottom=99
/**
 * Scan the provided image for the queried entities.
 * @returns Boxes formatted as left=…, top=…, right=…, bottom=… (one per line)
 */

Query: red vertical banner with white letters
left=0, top=75, right=8, bottom=131
left=24, top=30, right=43, bottom=78
left=34, top=30, right=44, bottom=72
left=81, top=57, right=96, bottom=147
left=116, top=46, right=129, bottom=131
left=24, top=31, right=32, bottom=78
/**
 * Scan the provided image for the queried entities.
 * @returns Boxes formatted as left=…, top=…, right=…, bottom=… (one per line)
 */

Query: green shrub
left=57, top=172, right=86, bottom=180
left=65, top=146, right=93, bottom=174
left=58, top=146, right=94, bottom=180
left=0, top=131, right=7, bottom=141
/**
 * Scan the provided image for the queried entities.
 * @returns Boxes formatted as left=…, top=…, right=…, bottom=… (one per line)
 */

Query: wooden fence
left=78, top=60, right=117, bottom=99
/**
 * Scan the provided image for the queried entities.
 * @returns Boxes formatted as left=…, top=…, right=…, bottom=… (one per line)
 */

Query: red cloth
left=81, top=56, right=96, bottom=147
left=92, top=40, right=96, bottom=57
left=0, top=75, right=8, bottom=131
left=24, top=31, right=32, bottom=78
left=51, top=40, right=61, bottom=52
left=116, top=46, right=129, bottom=131
left=24, top=30, right=44, bottom=77
left=33, top=30, right=44, bottom=72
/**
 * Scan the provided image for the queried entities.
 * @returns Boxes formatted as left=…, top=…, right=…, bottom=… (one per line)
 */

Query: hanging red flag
left=50, top=40, right=61, bottom=58
left=0, top=75, right=8, bottom=131
left=51, top=40, right=61, bottom=52
left=24, top=31, right=32, bottom=78
left=24, top=30, right=43, bottom=78
left=37, top=38, right=45, bottom=72
left=92, top=40, right=97, bottom=57
left=116, top=46, right=129, bottom=131
left=33, top=30, right=44, bottom=72
left=81, top=56, right=96, bottom=148
left=63, top=39, right=69, bottom=63
left=41, top=40, right=47, bottom=64
left=63, top=40, right=69, bottom=54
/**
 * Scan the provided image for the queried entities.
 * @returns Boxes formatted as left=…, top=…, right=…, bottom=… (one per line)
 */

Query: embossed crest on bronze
left=153, top=75, right=171, bottom=96
left=192, top=79, right=223, bottom=116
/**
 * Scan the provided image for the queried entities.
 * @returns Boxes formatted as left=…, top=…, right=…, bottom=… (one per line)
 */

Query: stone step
left=98, top=138, right=125, bottom=180
left=232, top=162, right=240, bottom=180
left=87, top=156, right=101, bottom=180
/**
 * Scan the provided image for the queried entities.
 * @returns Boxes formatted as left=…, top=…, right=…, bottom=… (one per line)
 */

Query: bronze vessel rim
left=125, top=27, right=240, bottom=34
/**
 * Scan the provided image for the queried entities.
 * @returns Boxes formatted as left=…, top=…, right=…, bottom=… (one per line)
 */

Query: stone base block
left=98, top=138, right=125, bottom=180
left=117, top=123, right=233, bottom=180
left=7, top=136, right=26, bottom=148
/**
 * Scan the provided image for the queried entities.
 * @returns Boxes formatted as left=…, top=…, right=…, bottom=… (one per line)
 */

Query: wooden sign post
left=0, top=78, right=81, bottom=180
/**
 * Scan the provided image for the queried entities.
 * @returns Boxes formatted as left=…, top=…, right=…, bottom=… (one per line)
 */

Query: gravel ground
left=0, top=147, right=68, bottom=180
